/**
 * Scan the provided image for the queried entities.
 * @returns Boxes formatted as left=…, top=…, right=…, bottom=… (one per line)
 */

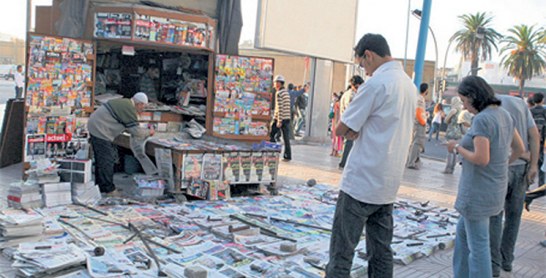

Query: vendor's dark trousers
left=90, top=135, right=118, bottom=193
left=326, top=191, right=394, bottom=278
left=339, top=139, right=353, bottom=168
left=489, top=164, right=527, bottom=275
left=270, top=119, right=291, bottom=160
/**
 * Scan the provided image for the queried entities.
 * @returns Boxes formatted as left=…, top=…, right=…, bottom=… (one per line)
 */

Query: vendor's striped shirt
left=274, top=89, right=291, bottom=122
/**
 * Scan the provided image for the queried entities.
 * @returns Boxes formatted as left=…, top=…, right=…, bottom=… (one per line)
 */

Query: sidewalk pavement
left=279, top=142, right=546, bottom=277
left=0, top=142, right=544, bottom=277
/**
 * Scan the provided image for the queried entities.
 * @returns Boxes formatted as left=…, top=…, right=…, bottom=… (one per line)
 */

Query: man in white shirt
left=326, top=33, right=417, bottom=277
left=14, top=65, right=24, bottom=98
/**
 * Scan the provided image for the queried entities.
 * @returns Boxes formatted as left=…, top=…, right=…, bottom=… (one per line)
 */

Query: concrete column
left=304, top=58, right=333, bottom=143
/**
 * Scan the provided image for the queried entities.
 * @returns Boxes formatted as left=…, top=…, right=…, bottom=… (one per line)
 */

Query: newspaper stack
left=7, top=181, right=42, bottom=209
left=0, top=209, right=44, bottom=249
left=12, top=241, right=87, bottom=277
left=42, top=182, right=72, bottom=207
left=71, top=181, right=101, bottom=205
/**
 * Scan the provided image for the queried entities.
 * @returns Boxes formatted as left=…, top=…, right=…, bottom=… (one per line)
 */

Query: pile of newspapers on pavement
left=0, top=183, right=459, bottom=277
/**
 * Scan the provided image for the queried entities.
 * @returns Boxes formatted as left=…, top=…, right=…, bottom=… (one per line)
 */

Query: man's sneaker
left=501, top=264, right=512, bottom=272
left=102, top=189, right=122, bottom=198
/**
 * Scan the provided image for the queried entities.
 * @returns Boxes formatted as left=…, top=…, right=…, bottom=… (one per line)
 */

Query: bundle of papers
left=42, top=182, right=72, bottom=207
left=7, top=182, right=42, bottom=209
left=12, top=241, right=86, bottom=277
left=0, top=209, right=44, bottom=249
left=72, top=181, right=101, bottom=205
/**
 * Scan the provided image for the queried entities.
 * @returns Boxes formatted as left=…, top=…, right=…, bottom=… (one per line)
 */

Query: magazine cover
left=186, top=178, right=208, bottom=199
left=223, top=153, right=240, bottom=183
left=24, top=134, right=46, bottom=162
left=208, top=180, right=230, bottom=201
left=240, top=152, right=252, bottom=182
left=201, top=154, right=223, bottom=181
left=250, top=152, right=264, bottom=182
left=182, top=154, right=203, bottom=186
left=263, top=152, right=279, bottom=182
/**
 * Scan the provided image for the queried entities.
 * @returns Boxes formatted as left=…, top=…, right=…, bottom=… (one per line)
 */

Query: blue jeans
left=428, top=122, right=440, bottom=141
left=489, top=164, right=527, bottom=274
left=326, top=191, right=393, bottom=278
left=453, top=216, right=492, bottom=278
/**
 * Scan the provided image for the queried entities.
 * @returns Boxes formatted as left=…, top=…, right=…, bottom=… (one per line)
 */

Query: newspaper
left=129, top=136, right=159, bottom=176
left=155, top=148, right=174, bottom=192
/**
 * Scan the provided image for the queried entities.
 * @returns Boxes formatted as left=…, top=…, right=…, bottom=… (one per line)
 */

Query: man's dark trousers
left=90, top=135, right=118, bottom=193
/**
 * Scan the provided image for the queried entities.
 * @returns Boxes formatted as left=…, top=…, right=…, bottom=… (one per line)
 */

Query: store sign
left=122, top=45, right=135, bottom=56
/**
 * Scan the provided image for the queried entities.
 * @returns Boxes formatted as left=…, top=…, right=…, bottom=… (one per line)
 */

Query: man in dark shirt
left=530, top=92, right=546, bottom=185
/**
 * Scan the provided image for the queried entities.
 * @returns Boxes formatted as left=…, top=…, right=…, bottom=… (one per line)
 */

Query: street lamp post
left=440, top=39, right=454, bottom=100
left=412, top=9, right=439, bottom=102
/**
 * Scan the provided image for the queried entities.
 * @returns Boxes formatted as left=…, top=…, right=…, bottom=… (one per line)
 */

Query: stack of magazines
left=7, top=181, right=42, bottom=209
left=0, top=209, right=44, bottom=249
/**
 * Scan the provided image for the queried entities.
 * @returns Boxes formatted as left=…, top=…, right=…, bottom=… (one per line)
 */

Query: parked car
left=0, top=64, right=16, bottom=80
left=426, top=104, right=451, bottom=134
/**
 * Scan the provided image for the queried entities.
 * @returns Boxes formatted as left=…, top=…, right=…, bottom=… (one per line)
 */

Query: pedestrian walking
left=446, top=76, right=524, bottom=278
left=442, top=97, right=464, bottom=174
left=428, top=103, right=444, bottom=141
left=269, top=75, right=292, bottom=161
left=406, top=83, right=429, bottom=170
left=14, top=65, right=24, bottom=98
left=330, top=92, right=343, bottom=157
left=326, top=33, right=417, bottom=277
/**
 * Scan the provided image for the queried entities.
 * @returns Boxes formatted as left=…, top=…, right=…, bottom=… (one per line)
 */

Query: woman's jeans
left=428, top=122, right=440, bottom=141
left=453, top=216, right=492, bottom=278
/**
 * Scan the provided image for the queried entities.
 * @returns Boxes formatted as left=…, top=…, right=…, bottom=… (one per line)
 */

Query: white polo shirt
left=340, top=60, right=417, bottom=205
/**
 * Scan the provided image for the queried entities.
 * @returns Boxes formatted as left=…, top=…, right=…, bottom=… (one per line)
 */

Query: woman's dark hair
left=350, top=75, right=364, bottom=87
left=457, top=76, right=501, bottom=113
left=354, top=33, right=391, bottom=58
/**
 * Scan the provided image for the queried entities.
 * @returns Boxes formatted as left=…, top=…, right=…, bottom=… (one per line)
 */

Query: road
left=423, top=136, right=449, bottom=161
left=0, top=79, right=16, bottom=131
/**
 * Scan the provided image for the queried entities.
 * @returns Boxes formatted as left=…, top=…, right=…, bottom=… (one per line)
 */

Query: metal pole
left=427, top=26, right=438, bottom=102
left=403, top=0, right=412, bottom=72
left=413, top=0, right=432, bottom=87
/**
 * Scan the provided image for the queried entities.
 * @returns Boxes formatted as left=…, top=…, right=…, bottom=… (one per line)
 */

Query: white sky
left=2, top=0, right=544, bottom=69
left=240, top=0, right=545, bottom=68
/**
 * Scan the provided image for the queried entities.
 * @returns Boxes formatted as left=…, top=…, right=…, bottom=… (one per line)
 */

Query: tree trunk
left=471, top=42, right=480, bottom=76
left=519, top=79, right=525, bottom=98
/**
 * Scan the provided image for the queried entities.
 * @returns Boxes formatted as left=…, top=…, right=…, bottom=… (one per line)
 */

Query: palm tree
left=500, top=25, right=546, bottom=96
left=451, top=12, right=503, bottom=76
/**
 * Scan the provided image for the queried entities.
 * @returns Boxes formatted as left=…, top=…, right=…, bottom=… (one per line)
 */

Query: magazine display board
left=24, top=34, right=94, bottom=163
left=212, top=55, right=274, bottom=141
left=91, top=5, right=216, bottom=52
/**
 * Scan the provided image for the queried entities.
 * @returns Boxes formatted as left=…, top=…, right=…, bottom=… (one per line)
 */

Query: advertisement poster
left=263, top=152, right=279, bottom=182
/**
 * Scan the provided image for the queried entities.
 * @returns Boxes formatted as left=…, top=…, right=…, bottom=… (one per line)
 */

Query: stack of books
left=0, top=209, right=44, bottom=249
left=71, top=181, right=101, bottom=205
left=7, top=181, right=42, bottom=209
left=42, top=182, right=72, bottom=207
